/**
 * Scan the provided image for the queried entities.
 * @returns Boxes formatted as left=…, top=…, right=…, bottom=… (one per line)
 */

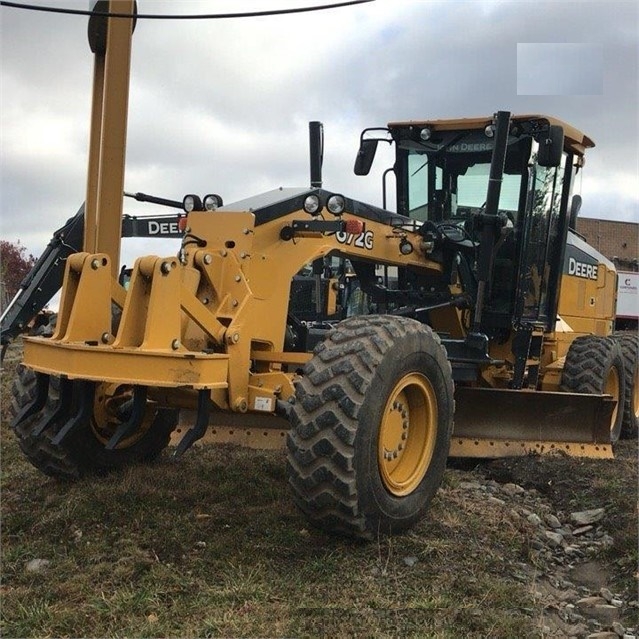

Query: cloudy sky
left=1, top=0, right=637, bottom=265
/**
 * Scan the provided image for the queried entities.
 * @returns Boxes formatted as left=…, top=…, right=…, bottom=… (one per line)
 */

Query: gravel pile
left=453, top=477, right=637, bottom=639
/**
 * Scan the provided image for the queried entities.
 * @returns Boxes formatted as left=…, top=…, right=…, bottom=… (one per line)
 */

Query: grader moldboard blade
left=169, top=387, right=615, bottom=460
left=171, top=410, right=290, bottom=452
left=450, top=387, right=616, bottom=459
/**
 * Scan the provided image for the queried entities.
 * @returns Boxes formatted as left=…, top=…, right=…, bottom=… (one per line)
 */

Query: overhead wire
left=0, top=0, right=374, bottom=19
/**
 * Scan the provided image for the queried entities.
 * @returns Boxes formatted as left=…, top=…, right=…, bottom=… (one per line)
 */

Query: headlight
left=399, top=238, right=414, bottom=255
left=303, top=194, right=321, bottom=215
left=326, top=194, right=346, bottom=216
left=183, top=194, right=203, bottom=213
left=419, top=127, right=432, bottom=141
left=203, top=193, right=223, bottom=211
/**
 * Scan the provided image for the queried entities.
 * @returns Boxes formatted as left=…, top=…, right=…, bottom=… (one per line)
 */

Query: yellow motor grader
left=10, top=1, right=637, bottom=539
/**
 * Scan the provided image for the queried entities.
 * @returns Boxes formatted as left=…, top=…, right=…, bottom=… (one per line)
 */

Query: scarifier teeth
left=105, top=387, right=148, bottom=450
left=33, top=377, right=73, bottom=437
left=51, top=381, right=95, bottom=446
left=173, top=390, right=211, bottom=459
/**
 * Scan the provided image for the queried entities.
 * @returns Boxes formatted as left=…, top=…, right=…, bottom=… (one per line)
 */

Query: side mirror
left=354, top=139, right=379, bottom=176
left=538, top=125, right=564, bottom=168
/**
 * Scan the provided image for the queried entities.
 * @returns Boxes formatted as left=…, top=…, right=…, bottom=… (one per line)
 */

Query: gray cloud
left=1, top=0, right=637, bottom=261
left=517, top=43, right=604, bottom=96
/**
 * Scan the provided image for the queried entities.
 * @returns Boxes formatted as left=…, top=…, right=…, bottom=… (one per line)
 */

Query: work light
left=183, top=194, right=203, bottom=213
left=203, top=194, right=223, bottom=211
left=303, top=194, right=321, bottom=215
left=327, top=194, right=346, bottom=216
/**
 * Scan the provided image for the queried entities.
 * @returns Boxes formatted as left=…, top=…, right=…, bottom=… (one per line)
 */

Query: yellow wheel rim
left=378, top=373, right=437, bottom=497
left=91, top=384, right=154, bottom=448
left=605, top=367, right=620, bottom=433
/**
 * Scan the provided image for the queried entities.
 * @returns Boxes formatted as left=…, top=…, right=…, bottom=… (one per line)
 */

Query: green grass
left=1, top=340, right=637, bottom=638
left=1, top=444, right=540, bottom=638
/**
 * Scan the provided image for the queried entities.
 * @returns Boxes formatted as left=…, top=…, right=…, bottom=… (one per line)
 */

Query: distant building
left=577, top=217, right=638, bottom=330
left=576, top=217, right=638, bottom=272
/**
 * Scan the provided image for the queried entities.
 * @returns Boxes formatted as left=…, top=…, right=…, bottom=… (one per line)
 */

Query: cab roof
left=387, top=114, right=595, bottom=156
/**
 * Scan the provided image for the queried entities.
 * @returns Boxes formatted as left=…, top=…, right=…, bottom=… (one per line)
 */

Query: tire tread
left=613, top=331, right=638, bottom=438
left=287, top=315, right=453, bottom=539
left=561, top=335, right=626, bottom=443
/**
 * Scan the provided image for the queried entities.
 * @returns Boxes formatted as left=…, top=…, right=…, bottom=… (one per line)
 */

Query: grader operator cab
left=10, top=1, right=638, bottom=539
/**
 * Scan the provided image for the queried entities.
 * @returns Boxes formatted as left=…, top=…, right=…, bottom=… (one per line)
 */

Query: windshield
left=406, top=136, right=529, bottom=223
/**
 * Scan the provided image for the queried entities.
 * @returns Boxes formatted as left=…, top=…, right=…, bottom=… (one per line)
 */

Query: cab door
left=514, top=152, right=569, bottom=329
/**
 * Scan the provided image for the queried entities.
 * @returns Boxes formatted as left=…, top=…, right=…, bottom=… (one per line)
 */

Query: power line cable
left=0, top=0, right=374, bottom=19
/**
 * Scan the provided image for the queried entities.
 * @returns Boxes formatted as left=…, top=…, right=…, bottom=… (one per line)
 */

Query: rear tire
left=286, top=315, right=454, bottom=539
left=11, top=367, right=78, bottom=479
left=561, top=335, right=626, bottom=444
left=613, top=331, right=638, bottom=438
left=11, top=365, right=178, bottom=480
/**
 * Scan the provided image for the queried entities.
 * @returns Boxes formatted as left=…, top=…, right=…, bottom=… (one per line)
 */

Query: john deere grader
left=10, top=1, right=638, bottom=539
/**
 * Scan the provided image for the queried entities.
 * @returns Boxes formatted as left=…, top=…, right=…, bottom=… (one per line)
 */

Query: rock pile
left=454, top=477, right=637, bottom=639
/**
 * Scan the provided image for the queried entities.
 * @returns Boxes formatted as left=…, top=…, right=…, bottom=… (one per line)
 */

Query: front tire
left=286, top=315, right=454, bottom=539
left=561, top=335, right=626, bottom=444
left=11, top=366, right=178, bottom=480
